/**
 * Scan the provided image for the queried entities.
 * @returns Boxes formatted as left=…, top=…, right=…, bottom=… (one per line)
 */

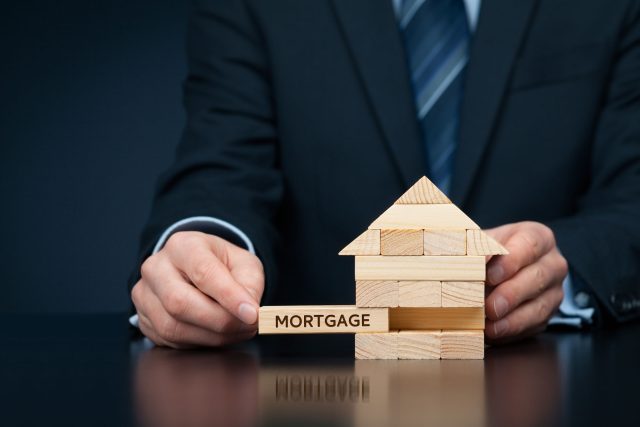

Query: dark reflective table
left=1, top=314, right=638, bottom=427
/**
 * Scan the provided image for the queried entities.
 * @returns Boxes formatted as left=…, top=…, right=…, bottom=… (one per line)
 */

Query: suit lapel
left=451, top=0, right=539, bottom=206
left=331, top=0, right=426, bottom=188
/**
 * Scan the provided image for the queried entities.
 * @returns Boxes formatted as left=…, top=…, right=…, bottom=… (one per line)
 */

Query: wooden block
left=466, top=229, right=509, bottom=256
left=423, top=229, right=466, bottom=255
left=441, top=330, right=484, bottom=359
left=356, top=281, right=398, bottom=307
left=380, top=229, right=423, bottom=255
left=368, top=205, right=479, bottom=230
left=355, top=332, right=398, bottom=359
left=258, top=305, right=389, bottom=334
left=355, top=256, right=485, bottom=281
left=339, top=229, right=381, bottom=255
left=389, top=307, right=485, bottom=330
left=398, top=281, right=441, bottom=307
left=442, top=281, right=485, bottom=307
left=394, top=176, right=451, bottom=204
left=397, top=330, right=441, bottom=359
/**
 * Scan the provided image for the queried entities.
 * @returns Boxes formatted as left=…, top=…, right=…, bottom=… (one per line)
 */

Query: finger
left=164, top=233, right=259, bottom=324
left=226, top=253, right=265, bottom=302
left=138, top=311, right=171, bottom=347
left=485, top=285, right=564, bottom=343
left=486, top=223, right=556, bottom=286
left=208, top=235, right=265, bottom=301
left=142, top=253, right=257, bottom=334
left=486, top=250, right=567, bottom=320
left=140, top=286, right=257, bottom=348
left=139, top=305, right=257, bottom=349
left=191, top=233, right=265, bottom=302
left=132, top=281, right=167, bottom=338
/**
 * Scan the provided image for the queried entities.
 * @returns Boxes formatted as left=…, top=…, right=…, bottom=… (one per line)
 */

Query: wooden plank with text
left=259, top=305, right=389, bottom=334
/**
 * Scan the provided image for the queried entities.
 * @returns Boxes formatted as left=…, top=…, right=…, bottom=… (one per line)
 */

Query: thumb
left=483, top=223, right=518, bottom=245
left=207, top=235, right=265, bottom=304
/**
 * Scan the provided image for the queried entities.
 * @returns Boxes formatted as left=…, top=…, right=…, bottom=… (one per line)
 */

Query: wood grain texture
left=369, top=205, right=479, bottom=230
left=394, top=176, right=451, bottom=204
left=355, top=329, right=483, bottom=359
left=259, top=305, right=389, bottom=334
left=355, top=332, right=398, bottom=359
left=389, top=307, right=485, bottom=330
left=355, top=256, right=485, bottom=281
left=441, top=330, right=484, bottom=359
left=380, top=229, right=423, bottom=255
left=356, top=281, right=398, bottom=307
left=423, top=229, right=466, bottom=255
left=397, top=330, right=441, bottom=359
left=442, top=281, right=485, bottom=307
left=466, top=229, right=509, bottom=256
left=398, top=281, right=441, bottom=307
left=339, top=229, right=381, bottom=256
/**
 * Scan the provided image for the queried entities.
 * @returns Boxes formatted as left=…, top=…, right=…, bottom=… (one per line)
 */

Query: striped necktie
left=399, top=0, right=470, bottom=195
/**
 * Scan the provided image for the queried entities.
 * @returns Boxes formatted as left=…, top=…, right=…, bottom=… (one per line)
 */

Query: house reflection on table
left=271, top=370, right=370, bottom=403
left=133, top=337, right=561, bottom=427
left=260, top=360, right=487, bottom=426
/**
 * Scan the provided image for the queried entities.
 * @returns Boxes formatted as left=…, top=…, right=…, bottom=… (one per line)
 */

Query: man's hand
left=131, top=231, right=264, bottom=348
left=484, top=222, right=567, bottom=343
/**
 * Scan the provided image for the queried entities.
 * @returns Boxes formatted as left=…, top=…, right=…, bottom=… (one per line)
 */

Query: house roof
left=339, top=176, right=508, bottom=256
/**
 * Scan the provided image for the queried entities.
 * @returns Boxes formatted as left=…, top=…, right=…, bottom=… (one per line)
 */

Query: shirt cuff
left=129, top=216, right=256, bottom=329
left=548, top=272, right=595, bottom=328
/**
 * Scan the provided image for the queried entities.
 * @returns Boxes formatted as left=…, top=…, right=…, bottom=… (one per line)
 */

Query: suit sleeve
left=549, top=3, right=640, bottom=323
left=129, top=0, right=283, bottom=302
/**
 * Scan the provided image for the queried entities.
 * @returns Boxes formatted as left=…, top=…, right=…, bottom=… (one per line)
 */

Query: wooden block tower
left=258, top=177, right=507, bottom=359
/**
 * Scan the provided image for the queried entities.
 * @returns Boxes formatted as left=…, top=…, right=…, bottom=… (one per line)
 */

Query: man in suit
left=130, top=0, right=640, bottom=348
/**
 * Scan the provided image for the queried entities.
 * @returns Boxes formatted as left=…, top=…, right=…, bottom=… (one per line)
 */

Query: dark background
left=0, top=0, right=188, bottom=313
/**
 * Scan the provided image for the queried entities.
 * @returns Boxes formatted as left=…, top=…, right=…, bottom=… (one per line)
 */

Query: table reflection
left=134, top=337, right=562, bottom=427
left=134, top=349, right=259, bottom=427
left=486, top=337, right=562, bottom=427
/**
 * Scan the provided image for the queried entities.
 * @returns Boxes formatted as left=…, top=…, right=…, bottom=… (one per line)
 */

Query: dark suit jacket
left=134, top=0, right=640, bottom=323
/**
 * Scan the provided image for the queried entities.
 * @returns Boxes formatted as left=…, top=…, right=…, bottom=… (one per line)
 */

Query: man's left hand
left=484, top=221, right=568, bottom=343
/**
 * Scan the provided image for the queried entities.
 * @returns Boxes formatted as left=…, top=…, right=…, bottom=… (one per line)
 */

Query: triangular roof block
left=339, top=176, right=508, bottom=256
left=338, top=230, right=380, bottom=256
left=395, top=176, right=451, bottom=204
left=467, top=229, right=509, bottom=256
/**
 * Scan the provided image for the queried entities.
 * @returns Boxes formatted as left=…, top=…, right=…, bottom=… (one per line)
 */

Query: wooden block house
left=259, top=176, right=507, bottom=360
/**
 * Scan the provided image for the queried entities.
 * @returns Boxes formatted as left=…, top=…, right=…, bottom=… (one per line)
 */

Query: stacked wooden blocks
left=339, top=177, right=507, bottom=359
left=258, top=177, right=507, bottom=360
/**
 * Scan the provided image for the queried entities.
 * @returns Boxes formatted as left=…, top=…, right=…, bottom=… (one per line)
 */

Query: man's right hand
left=131, top=231, right=264, bottom=348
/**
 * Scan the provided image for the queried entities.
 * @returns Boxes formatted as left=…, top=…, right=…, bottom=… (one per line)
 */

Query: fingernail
left=487, top=265, right=504, bottom=284
left=493, top=319, right=509, bottom=337
left=493, top=295, right=509, bottom=318
left=238, top=303, right=258, bottom=324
